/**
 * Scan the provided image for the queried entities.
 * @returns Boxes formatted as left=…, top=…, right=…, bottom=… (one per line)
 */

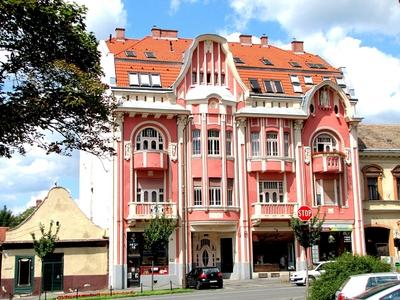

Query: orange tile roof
left=106, top=34, right=342, bottom=95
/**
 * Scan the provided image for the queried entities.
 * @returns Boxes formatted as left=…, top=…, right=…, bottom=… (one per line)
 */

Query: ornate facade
left=80, top=27, right=365, bottom=289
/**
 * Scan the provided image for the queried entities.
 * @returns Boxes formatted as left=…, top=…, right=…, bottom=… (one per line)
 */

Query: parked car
left=186, top=267, right=223, bottom=289
left=335, top=273, right=400, bottom=300
left=290, top=261, right=332, bottom=286
left=349, top=280, right=400, bottom=300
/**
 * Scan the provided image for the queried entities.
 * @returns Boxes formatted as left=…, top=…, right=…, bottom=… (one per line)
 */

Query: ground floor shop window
left=127, top=232, right=169, bottom=287
left=365, top=227, right=390, bottom=257
left=252, top=232, right=294, bottom=272
left=317, top=231, right=352, bottom=260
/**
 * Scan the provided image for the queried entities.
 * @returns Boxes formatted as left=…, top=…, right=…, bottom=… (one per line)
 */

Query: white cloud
left=225, top=0, right=400, bottom=123
left=228, top=0, right=400, bottom=36
left=169, top=0, right=200, bottom=14
left=69, top=0, right=127, bottom=39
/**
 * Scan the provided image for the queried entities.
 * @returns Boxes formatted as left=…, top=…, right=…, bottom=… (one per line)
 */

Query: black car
left=186, top=267, right=223, bottom=289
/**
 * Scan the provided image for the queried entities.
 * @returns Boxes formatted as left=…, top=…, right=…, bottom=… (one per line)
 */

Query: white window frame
left=258, top=181, right=284, bottom=203
left=226, top=131, right=232, bottom=156
left=304, top=76, right=313, bottom=84
left=314, top=178, right=340, bottom=206
left=313, top=133, right=337, bottom=152
left=266, top=132, right=278, bottom=156
left=284, top=132, right=290, bottom=157
left=151, top=74, right=161, bottom=87
left=209, top=187, right=222, bottom=206
left=136, top=127, right=164, bottom=151
left=290, top=75, right=300, bottom=83
left=192, top=129, right=201, bottom=156
left=251, top=132, right=260, bottom=157
left=227, top=179, right=234, bottom=206
left=194, top=187, right=202, bottom=206
left=139, top=74, right=150, bottom=86
left=129, top=73, right=139, bottom=86
left=137, top=188, right=164, bottom=203
left=293, top=84, right=303, bottom=93
left=208, top=130, right=220, bottom=155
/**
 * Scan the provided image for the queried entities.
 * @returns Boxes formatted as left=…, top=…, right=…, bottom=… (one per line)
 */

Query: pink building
left=81, top=27, right=365, bottom=288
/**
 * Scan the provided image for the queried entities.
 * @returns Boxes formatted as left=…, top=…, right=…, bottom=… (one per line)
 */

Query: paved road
left=133, top=279, right=307, bottom=300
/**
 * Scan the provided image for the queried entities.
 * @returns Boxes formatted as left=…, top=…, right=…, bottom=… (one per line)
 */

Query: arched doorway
left=365, top=227, right=390, bottom=257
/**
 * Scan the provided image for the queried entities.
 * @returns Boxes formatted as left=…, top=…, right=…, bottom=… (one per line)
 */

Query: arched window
left=392, top=165, right=400, bottom=200
left=136, top=127, right=164, bottom=150
left=313, top=133, right=337, bottom=153
left=362, top=165, right=383, bottom=200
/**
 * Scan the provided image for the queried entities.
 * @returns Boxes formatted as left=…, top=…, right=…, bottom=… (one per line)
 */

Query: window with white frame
left=136, top=128, right=163, bottom=150
left=139, top=73, right=151, bottom=86
left=209, top=179, right=222, bottom=206
left=313, top=133, right=337, bottom=152
left=266, top=132, right=278, bottom=156
left=227, top=179, right=234, bottom=206
left=192, top=129, right=201, bottom=155
left=208, top=130, right=220, bottom=155
left=193, top=179, right=202, bottom=206
left=226, top=131, right=232, bottom=156
left=284, top=132, right=290, bottom=157
left=315, top=178, right=340, bottom=206
left=129, top=73, right=139, bottom=86
left=151, top=74, right=161, bottom=87
left=251, top=132, right=260, bottom=156
left=258, top=181, right=284, bottom=203
left=136, top=179, right=164, bottom=203
left=304, top=76, right=313, bottom=85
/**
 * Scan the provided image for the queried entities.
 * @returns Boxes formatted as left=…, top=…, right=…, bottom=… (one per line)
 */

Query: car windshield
left=354, top=281, right=400, bottom=299
left=202, top=268, right=219, bottom=274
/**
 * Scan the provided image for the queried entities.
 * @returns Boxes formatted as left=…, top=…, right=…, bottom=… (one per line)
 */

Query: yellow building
left=0, top=187, right=108, bottom=297
left=359, top=124, right=400, bottom=263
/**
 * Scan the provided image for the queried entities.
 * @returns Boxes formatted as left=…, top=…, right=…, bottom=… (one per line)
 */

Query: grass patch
left=56, top=288, right=193, bottom=300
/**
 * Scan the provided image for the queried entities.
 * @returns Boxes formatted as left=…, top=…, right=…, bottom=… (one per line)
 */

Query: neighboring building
left=0, top=188, right=108, bottom=297
left=0, top=227, right=7, bottom=284
left=358, top=124, right=400, bottom=263
left=80, top=27, right=365, bottom=289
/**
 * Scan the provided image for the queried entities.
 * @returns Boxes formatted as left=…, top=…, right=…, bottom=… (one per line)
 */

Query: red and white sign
left=297, top=205, right=313, bottom=221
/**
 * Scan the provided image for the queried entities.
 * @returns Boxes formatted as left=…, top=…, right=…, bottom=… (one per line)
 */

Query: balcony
left=312, top=152, right=344, bottom=173
left=363, top=200, right=400, bottom=212
left=247, top=157, right=294, bottom=173
left=127, top=202, right=177, bottom=221
left=133, top=150, right=168, bottom=170
left=251, top=203, right=297, bottom=224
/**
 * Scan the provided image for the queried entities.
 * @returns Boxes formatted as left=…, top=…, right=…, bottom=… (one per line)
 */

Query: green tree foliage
left=291, top=209, right=325, bottom=250
left=0, top=0, right=115, bottom=158
left=31, top=220, right=60, bottom=259
left=144, top=215, right=176, bottom=257
left=0, top=205, right=35, bottom=227
left=310, top=253, right=391, bottom=300
left=0, top=205, right=17, bottom=227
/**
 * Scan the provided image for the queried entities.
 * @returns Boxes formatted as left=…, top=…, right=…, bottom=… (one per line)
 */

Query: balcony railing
left=246, top=157, right=294, bottom=173
left=312, top=152, right=344, bottom=173
left=251, top=202, right=297, bottom=222
left=133, top=150, right=168, bottom=170
left=127, top=202, right=177, bottom=220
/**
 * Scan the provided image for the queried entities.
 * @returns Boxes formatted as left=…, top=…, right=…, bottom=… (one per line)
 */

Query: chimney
left=115, top=28, right=125, bottom=41
left=151, top=27, right=178, bottom=39
left=291, top=40, right=304, bottom=53
left=36, top=199, right=42, bottom=207
left=239, top=34, right=252, bottom=45
left=260, top=35, right=268, bottom=47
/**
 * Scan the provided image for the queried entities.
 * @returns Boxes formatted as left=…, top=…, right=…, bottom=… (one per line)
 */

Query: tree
left=291, top=208, right=325, bottom=291
left=143, top=214, right=176, bottom=290
left=14, top=206, right=35, bottom=225
left=0, top=0, right=115, bottom=158
left=0, top=205, right=17, bottom=227
left=31, top=220, right=60, bottom=260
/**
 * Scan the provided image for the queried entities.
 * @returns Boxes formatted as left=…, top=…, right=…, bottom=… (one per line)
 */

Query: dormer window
left=336, top=77, right=346, bottom=87
left=313, top=133, right=337, bottom=153
left=233, top=57, right=244, bottom=64
left=249, top=79, right=262, bottom=93
left=144, top=51, right=156, bottom=58
left=261, top=57, right=273, bottom=66
left=125, top=50, right=136, bottom=57
left=139, top=74, right=150, bottom=86
left=129, top=73, right=161, bottom=87
left=264, top=80, right=284, bottom=93
left=289, top=61, right=301, bottom=68
left=290, top=75, right=302, bottom=93
left=151, top=74, right=161, bottom=87
left=304, top=76, right=313, bottom=85
left=307, top=63, right=326, bottom=69
left=129, top=73, right=139, bottom=86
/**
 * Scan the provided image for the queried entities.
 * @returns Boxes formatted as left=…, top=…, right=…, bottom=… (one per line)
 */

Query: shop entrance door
left=220, top=238, right=233, bottom=272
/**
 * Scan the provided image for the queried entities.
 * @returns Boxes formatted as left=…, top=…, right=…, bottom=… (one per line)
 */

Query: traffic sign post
left=297, top=205, right=313, bottom=222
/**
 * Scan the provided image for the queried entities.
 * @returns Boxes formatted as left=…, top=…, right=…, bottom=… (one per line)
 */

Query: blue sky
left=1, top=0, right=399, bottom=217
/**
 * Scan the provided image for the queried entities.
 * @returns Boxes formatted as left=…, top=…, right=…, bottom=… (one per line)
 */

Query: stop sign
left=297, top=205, right=313, bottom=221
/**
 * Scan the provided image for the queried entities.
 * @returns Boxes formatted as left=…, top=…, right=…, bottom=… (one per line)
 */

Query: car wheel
left=196, top=281, right=202, bottom=290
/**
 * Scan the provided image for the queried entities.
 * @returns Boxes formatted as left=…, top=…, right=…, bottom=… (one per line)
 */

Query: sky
left=1, top=0, right=399, bottom=219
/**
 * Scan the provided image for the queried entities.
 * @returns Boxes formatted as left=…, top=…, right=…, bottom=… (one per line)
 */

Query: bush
left=310, top=252, right=391, bottom=300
